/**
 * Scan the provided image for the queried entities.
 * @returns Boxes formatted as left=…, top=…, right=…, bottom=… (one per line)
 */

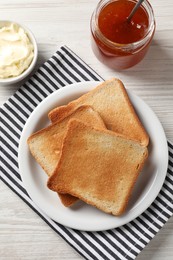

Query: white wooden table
left=0, top=1, right=173, bottom=259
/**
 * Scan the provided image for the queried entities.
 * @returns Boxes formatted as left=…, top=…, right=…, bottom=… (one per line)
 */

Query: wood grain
left=0, top=0, right=173, bottom=259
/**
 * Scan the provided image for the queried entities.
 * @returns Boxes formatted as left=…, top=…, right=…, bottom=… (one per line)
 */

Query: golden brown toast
left=27, top=105, right=106, bottom=206
left=47, top=119, right=148, bottom=216
left=48, top=78, right=149, bottom=146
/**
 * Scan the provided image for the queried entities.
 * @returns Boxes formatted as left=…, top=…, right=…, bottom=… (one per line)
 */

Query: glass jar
left=90, top=0, right=156, bottom=70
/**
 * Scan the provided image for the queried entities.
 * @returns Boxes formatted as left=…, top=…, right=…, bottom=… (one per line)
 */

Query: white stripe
left=139, top=215, right=159, bottom=233
left=103, top=231, right=138, bottom=258
left=158, top=193, right=173, bottom=210
left=38, top=67, right=62, bottom=91
left=2, top=163, right=23, bottom=187
left=150, top=205, right=169, bottom=222
left=43, top=60, right=70, bottom=86
left=168, top=144, right=173, bottom=153
left=20, top=85, right=41, bottom=107
left=133, top=219, right=155, bottom=239
left=167, top=169, right=173, bottom=180
left=114, top=229, right=141, bottom=254
left=145, top=209, right=165, bottom=228
left=9, top=95, right=30, bottom=118
left=1, top=123, right=20, bottom=143
left=49, top=56, right=82, bottom=84
left=71, top=231, right=106, bottom=260
left=127, top=222, right=150, bottom=244
left=13, top=91, right=35, bottom=112
left=164, top=180, right=173, bottom=193
left=62, top=47, right=103, bottom=80
left=162, top=184, right=173, bottom=199
left=24, top=81, right=46, bottom=101
left=168, top=163, right=173, bottom=172
left=2, top=149, right=19, bottom=172
left=32, top=75, right=52, bottom=96
left=155, top=199, right=173, bottom=216
left=1, top=141, right=18, bottom=161
left=55, top=51, right=87, bottom=82
left=1, top=113, right=21, bottom=136
left=169, top=155, right=173, bottom=164
left=3, top=100, right=27, bottom=126
left=33, top=70, right=56, bottom=94
left=82, top=232, right=117, bottom=260
left=1, top=132, right=18, bottom=150
left=120, top=225, right=146, bottom=248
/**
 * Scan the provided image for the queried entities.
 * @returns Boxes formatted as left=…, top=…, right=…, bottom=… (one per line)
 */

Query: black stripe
left=23, top=82, right=43, bottom=102
left=137, top=216, right=157, bottom=235
left=8, top=97, right=29, bottom=119
left=152, top=202, right=170, bottom=219
left=0, top=176, right=90, bottom=260
left=117, top=225, right=146, bottom=248
left=163, top=182, right=173, bottom=196
left=160, top=189, right=173, bottom=203
left=168, top=142, right=173, bottom=150
left=169, top=160, right=173, bottom=168
left=74, top=230, right=109, bottom=260
left=52, top=55, right=81, bottom=83
left=121, top=222, right=147, bottom=246
left=1, top=167, right=27, bottom=195
left=132, top=221, right=152, bottom=240
left=36, top=69, right=59, bottom=90
left=1, top=126, right=18, bottom=148
left=3, top=103, right=26, bottom=125
left=33, top=73, right=54, bottom=94
left=166, top=174, right=173, bottom=186
left=1, top=117, right=20, bottom=139
left=154, top=197, right=173, bottom=214
left=64, top=46, right=104, bottom=81
left=1, top=109, right=23, bottom=132
left=167, top=168, right=173, bottom=178
left=91, top=231, right=128, bottom=259
left=147, top=207, right=167, bottom=225
left=169, top=150, right=173, bottom=158
left=47, top=59, right=72, bottom=85
left=51, top=226, right=97, bottom=260
left=142, top=212, right=161, bottom=230
left=28, top=78, right=48, bottom=98
left=1, top=156, right=21, bottom=181
left=1, top=146, right=18, bottom=169
left=18, top=88, right=38, bottom=107
left=104, top=230, right=138, bottom=257
left=1, top=137, right=18, bottom=157
left=56, top=51, right=90, bottom=81
left=14, top=92, right=33, bottom=113
left=62, top=46, right=101, bottom=81
left=42, top=63, right=66, bottom=87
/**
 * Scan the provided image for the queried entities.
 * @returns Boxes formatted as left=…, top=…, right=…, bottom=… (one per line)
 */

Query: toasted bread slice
left=47, top=119, right=148, bottom=216
left=27, top=105, right=106, bottom=206
left=48, top=78, right=149, bottom=146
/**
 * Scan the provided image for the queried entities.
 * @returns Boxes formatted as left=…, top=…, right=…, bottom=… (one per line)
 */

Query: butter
left=0, top=23, right=34, bottom=79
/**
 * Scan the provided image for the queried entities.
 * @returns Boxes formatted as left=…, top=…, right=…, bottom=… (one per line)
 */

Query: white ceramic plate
left=18, top=81, right=168, bottom=231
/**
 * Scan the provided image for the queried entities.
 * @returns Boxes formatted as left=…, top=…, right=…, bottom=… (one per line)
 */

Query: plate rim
left=18, top=81, right=168, bottom=231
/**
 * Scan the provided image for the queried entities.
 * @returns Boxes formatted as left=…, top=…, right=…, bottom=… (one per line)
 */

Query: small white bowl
left=0, top=21, right=38, bottom=85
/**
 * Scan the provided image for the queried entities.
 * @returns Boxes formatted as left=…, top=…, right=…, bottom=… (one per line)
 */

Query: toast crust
left=47, top=119, right=148, bottom=216
left=48, top=78, right=149, bottom=146
left=27, top=105, right=106, bottom=207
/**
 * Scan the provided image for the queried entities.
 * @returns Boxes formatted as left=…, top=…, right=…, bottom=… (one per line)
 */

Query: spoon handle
left=127, top=0, right=145, bottom=22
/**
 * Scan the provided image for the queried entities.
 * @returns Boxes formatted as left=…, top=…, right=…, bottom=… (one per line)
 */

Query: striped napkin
left=1, top=45, right=173, bottom=260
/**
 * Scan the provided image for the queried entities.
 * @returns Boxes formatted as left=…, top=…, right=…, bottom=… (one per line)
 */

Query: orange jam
left=90, top=0, right=156, bottom=70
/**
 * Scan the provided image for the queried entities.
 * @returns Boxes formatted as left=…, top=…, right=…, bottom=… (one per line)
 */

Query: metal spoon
left=127, top=0, right=145, bottom=22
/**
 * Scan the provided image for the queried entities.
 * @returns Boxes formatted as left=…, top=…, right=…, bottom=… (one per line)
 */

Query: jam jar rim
left=91, top=0, right=156, bottom=51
